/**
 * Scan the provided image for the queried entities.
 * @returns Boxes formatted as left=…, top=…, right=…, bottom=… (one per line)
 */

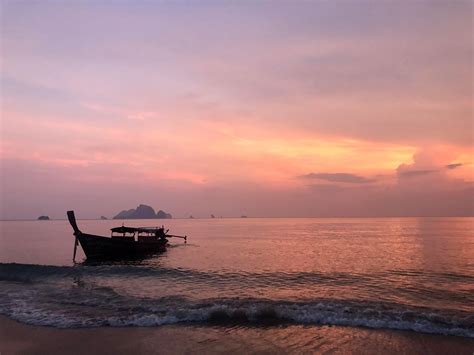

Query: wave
left=2, top=262, right=473, bottom=285
left=0, top=281, right=474, bottom=337
left=1, top=263, right=473, bottom=337
left=1, top=294, right=473, bottom=337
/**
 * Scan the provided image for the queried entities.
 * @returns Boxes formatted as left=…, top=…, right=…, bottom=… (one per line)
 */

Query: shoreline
left=1, top=315, right=473, bottom=354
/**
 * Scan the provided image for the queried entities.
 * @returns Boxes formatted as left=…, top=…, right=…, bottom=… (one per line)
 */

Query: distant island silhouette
left=113, top=204, right=172, bottom=219
left=37, top=215, right=50, bottom=220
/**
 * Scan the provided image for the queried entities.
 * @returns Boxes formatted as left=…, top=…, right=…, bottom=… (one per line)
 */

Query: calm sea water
left=1, top=217, right=473, bottom=342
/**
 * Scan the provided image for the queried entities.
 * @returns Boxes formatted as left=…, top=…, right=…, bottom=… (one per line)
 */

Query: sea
left=1, top=217, right=473, bottom=352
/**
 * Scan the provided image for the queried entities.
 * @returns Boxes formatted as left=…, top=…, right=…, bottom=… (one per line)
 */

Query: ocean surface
left=1, top=217, right=473, bottom=347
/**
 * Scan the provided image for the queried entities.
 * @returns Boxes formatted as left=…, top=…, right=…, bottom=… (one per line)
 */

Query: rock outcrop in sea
left=156, top=209, right=172, bottom=219
left=113, top=204, right=172, bottom=219
left=37, top=216, right=50, bottom=220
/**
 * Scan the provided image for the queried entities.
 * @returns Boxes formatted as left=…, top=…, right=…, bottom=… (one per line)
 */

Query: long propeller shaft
left=73, top=236, right=78, bottom=262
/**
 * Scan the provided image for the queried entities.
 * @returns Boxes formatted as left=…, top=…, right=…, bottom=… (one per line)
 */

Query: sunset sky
left=1, top=1, right=472, bottom=219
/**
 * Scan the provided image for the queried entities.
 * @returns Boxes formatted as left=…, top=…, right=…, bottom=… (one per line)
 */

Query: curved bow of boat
left=67, top=210, right=81, bottom=235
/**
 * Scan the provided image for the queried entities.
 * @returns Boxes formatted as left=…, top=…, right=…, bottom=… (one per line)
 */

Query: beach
left=1, top=315, right=474, bottom=354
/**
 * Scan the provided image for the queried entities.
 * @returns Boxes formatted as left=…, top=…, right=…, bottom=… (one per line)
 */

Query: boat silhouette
left=67, top=210, right=186, bottom=261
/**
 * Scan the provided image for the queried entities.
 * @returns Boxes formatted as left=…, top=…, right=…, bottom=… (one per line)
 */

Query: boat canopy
left=110, top=226, right=164, bottom=234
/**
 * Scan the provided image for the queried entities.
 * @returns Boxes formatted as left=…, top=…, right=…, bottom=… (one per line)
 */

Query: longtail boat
left=67, top=210, right=187, bottom=261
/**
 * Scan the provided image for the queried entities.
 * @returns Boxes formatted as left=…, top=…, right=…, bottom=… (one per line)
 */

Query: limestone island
left=37, top=215, right=50, bottom=220
left=113, top=204, right=172, bottom=220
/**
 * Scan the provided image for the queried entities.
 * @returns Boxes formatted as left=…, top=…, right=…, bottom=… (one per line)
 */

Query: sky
left=0, top=0, right=473, bottom=219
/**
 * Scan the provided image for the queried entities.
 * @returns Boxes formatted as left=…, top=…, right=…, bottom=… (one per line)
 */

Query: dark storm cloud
left=445, top=163, right=463, bottom=170
left=398, top=169, right=437, bottom=178
left=299, top=173, right=375, bottom=184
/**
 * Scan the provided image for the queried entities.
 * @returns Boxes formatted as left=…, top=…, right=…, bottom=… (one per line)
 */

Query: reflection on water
left=413, top=217, right=474, bottom=272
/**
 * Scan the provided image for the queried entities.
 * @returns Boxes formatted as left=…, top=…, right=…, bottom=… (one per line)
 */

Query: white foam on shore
left=1, top=263, right=472, bottom=337
left=1, top=290, right=472, bottom=338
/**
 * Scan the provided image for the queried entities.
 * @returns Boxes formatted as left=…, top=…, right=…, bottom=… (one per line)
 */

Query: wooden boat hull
left=77, top=233, right=168, bottom=260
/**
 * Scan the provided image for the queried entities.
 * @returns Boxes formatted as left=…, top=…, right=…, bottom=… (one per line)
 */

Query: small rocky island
left=113, top=204, right=172, bottom=219
left=37, top=215, right=50, bottom=220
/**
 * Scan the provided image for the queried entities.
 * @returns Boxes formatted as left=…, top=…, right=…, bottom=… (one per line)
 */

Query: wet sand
left=1, top=316, right=473, bottom=354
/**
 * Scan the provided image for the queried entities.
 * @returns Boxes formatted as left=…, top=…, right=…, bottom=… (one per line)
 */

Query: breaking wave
left=1, top=263, right=473, bottom=338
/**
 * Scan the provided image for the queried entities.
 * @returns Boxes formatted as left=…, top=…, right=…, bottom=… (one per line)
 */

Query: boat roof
left=111, top=226, right=164, bottom=233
